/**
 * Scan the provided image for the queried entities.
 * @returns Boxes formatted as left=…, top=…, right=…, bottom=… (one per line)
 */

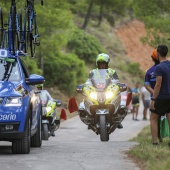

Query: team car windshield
left=0, top=58, right=21, bottom=81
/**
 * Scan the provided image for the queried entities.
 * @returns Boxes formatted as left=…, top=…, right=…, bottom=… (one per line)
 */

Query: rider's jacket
left=46, top=100, right=56, bottom=115
left=85, top=68, right=120, bottom=85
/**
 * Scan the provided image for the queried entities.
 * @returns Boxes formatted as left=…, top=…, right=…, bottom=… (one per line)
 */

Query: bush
left=67, top=30, right=106, bottom=63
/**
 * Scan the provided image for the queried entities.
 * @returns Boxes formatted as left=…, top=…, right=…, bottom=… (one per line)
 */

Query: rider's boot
left=117, top=122, right=123, bottom=129
left=51, top=131, right=55, bottom=137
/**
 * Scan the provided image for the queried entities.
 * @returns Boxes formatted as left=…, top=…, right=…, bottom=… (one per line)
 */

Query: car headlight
left=89, top=92, right=97, bottom=100
left=105, top=91, right=114, bottom=99
left=5, top=97, right=22, bottom=106
left=46, top=107, right=52, bottom=113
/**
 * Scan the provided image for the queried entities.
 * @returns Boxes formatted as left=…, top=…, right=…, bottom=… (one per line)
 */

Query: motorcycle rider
left=46, top=99, right=60, bottom=137
left=79, top=53, right=123, bottom=129
left=36, top=84, right=60, bottom=137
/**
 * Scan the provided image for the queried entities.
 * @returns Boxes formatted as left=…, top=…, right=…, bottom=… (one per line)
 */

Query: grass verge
left=127, top=125, right=170, bottom=170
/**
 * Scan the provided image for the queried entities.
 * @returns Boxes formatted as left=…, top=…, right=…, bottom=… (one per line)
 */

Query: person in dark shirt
left=150, top=44, right=170, bottom=146
left=144, top=49, right=163, bottom=142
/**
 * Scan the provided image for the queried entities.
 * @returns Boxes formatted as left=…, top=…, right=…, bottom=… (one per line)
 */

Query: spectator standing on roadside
left=131, top=82, right=140, bottom=121
left=150, top=44, right=170, bottom=146
left=144, top=49, right=163, bottom=142
left=140, top=86, right=150, bottom=120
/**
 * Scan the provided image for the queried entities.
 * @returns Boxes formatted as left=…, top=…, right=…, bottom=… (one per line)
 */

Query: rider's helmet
left=36, top=84, right=43, bottom=90
left=96, top=53, right=110, bottom=69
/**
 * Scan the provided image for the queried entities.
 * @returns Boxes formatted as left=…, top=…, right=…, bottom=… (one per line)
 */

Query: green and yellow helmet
left=36, top=84, right=43, bottom=90
left=96, top=53, right=110, bottom=68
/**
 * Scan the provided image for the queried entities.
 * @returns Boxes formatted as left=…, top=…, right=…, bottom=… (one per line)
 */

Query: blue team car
left=0, top=49, right=45, bottom=154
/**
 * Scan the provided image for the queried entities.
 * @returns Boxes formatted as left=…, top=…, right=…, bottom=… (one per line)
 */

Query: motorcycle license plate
left=96, top=109, right=109, bottom=115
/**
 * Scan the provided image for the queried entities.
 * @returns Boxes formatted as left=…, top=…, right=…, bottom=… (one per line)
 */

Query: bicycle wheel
left=17, top=9, right=22, bottom=51
left=23, top=7, right=29, bottom=54
left=30, top=13, right=39, bottom=58
left=0, top=7, right=4, bottom=48
left=11, top=5, right=18, bottom=55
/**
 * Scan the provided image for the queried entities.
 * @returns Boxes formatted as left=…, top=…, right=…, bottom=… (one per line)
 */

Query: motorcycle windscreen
left=60, top=108, right=67, bottom=120
left=68, top=97, right=78, bottom=113
left=126, top=92, right=132, bottom=106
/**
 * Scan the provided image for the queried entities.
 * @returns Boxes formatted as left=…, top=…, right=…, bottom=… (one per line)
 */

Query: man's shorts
left=143, top=100, right=150, bottom=108
left=132, top=98, right=140, bottom=106
left=150, top=99, right=170, bottom=116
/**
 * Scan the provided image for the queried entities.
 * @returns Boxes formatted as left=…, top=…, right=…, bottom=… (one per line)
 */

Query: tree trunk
left=82, top=0, right=94, bottom=30
left=97, top=0, right=103, bottom=27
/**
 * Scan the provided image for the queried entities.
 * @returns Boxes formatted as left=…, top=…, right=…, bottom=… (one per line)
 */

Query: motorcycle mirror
left=126, top=92, right=132, bottom=106
left=119, top=83, right=127, bottom=92
left=68, top=97, right=78, bottom=113
left=55, top=100, right=62, bottom=107
left=76, top=85, right=84, bottom=93
left=60, top=108, right=67, bottom=120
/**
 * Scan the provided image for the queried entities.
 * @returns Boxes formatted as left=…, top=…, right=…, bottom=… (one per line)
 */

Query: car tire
left=31, top=108, right=42, bottom=147
left=12, top=116, right=31, bottom=154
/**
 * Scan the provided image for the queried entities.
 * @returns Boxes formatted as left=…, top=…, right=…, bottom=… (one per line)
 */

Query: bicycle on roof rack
left=0, top=0, right=22, bottom=56
left=0, top=0, right=44, bottom=58
left=23, top=0, right=44, bottom=58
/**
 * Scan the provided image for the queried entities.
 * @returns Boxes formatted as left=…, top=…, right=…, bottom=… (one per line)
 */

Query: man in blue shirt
left=150, top=45, right=170, bottom=146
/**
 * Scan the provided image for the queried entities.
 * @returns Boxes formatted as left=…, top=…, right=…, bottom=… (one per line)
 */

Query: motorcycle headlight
left=89, top=92, right=97, bottom=100
left=46, top=107, right=52, bottom=113
left=5, top=97, right=22, bottom=106
left=31, top=94, right=37, bottom=103
left=105, top=91, right=114, bottom=99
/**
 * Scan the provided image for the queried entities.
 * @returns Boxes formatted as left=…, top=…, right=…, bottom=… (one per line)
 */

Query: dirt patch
left=115, top=19, right=154, bottom=71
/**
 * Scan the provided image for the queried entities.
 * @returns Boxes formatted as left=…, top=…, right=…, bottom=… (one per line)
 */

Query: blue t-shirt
left=154, top=60, right=170, bottom=99
left=144, top=65, right=157, bottom=90
left=131, top=87, right=140, bottom=99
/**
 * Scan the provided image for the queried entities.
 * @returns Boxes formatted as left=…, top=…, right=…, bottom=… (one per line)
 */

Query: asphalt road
left=0, top=102, right=149, bottom=170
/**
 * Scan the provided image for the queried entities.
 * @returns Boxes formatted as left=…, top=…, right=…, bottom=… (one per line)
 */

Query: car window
left=0, top=58, right=21, bottom=81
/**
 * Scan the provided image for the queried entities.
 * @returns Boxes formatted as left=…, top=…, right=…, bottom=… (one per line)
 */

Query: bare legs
left=150, top=112, right=159, bottom=143
left=143, top=108, right=148, bottom=120
left=150, top=112, right=170, bottom=144
left=132, top=105, right=139, bottom=120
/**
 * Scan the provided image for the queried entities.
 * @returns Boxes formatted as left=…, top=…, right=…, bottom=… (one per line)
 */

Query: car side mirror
left=26, top=74, right=45, bottom=85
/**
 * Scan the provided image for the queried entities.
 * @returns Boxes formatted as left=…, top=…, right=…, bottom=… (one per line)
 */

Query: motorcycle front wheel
left=42, top=124, right=49, bottom=140
left=99, top=115, right=109, bottom=142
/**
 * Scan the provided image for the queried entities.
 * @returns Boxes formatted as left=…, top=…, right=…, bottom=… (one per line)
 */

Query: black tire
left=11, top=6, right=17, bottom=55
left=0, top=7, right=4, bottom=48
left=12, top=116, right=31, bottom=154
left=17, top=9, right=22, bottom=50
left=99, top=115, right=109, bottom=141
left=42, top=124, right=49, bottom=140
left=29, top=32, right=36, bottom=58
left=31, top=110, right=42, bottom=147
left=23, top=7, right=29, bottom=53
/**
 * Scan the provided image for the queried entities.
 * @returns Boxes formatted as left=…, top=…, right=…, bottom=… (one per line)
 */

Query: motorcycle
left=42, top=99, right=66, bottom=140
left=68, top=69, right=132, bottom=141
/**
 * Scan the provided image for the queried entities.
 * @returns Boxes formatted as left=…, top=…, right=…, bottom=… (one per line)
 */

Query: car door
left=18, top=57, right=40, bottom=130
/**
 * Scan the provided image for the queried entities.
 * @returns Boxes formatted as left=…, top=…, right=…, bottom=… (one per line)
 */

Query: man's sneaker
left=117, top=123, right=123, bottom=129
